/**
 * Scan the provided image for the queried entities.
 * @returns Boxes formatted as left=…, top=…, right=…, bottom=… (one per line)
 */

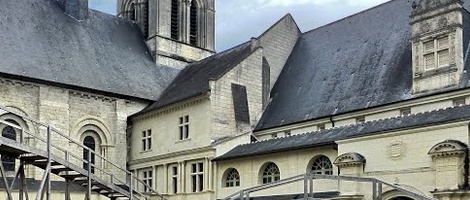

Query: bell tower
left=411, top=0, right=465, bottom=93
left=118, top=0, right=215, bottom=69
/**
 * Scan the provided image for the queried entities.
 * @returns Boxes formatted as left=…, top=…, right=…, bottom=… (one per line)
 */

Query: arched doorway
left=83, top=136, right=96, bottom=173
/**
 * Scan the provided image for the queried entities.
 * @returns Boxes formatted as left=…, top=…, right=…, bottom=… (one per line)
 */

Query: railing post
left=86, top=149, right=92, bottom=200
left=239, top=190, right=244, bottom=200
left=372, top=180, right=377, bottom=200
left=304, top=174, right=308, bottom=200
left=129, top=172, right=134, bottom=200
left=377, top=182, right=382, bottom=200
left=46, top=126, right=51, bottom=200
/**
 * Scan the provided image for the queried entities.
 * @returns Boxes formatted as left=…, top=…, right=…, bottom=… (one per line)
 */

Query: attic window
left=189, top=0, right=199, bottom=46
left=317, top=124, right=325, bottom=131
left=453, top=98, right=466, bottom=106
left=400, top=108, right=411, bottom=116
left=171, top=0, right=180, bottom=40
left=423, top=36, right=450, bottom=70
left=356, top=116, right=365, bottom=123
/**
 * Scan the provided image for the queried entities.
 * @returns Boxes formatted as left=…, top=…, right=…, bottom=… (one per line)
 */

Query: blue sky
left=89, top=0, right=389, bottom=51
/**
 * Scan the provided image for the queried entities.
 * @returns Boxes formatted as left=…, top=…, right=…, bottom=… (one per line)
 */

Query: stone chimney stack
left=58, top=0, right=89, bottom=20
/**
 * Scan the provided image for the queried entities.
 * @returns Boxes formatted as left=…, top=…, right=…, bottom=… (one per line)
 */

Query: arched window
left=224, top=168, right=240, bottom=187
left=1, top=120, right=18, bottom=171
left=83, top=135, right=96, bottom=173
left=171, top=0, right=180, bottom=40
left=310, top=155, right=333, bottom=175
left=189, top=0, right=198, bottom=45
left=261, top=162, right=280, bottom=184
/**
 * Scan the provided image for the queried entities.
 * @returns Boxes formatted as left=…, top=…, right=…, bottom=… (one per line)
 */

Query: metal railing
left=223, top=173, right=436, bottom=200
left=0, top=105, right=166, bottom=200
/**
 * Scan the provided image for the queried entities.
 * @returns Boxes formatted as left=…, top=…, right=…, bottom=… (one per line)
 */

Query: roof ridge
left=302, top=0, right=399, bottom=35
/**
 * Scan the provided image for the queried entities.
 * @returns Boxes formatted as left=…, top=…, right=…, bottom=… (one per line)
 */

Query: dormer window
left=423, top=36, right=450, bottom=70
left=189, top=0, right=199, bottom=46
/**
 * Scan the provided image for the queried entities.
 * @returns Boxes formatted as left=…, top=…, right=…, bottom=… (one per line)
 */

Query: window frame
left=310, top=155, right=333, bottom=175
left=179, top=115, right=190, bottom=140
left=191, top=162, right=204, bottom=192
left=171, top=165, right=178, bottom=194
left=224, top=168, right=241, bottom=188
left=142, top=169, right=153, bottom=192
left=261, top=162, right=280, bottom=184
left=142, top=129, right=152, bottom=151
left=422, top=35, right=450, bottom=70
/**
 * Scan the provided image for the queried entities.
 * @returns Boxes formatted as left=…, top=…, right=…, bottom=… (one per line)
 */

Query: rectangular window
left=191, top=162, right=204, bottom=193
left=142, top=169, right=153, bottom=192
left=356, top=116, right=365, bottom=123
left=179, top=115, right=189, bottom=140
left=171, top=166, right=178, bottom=194
left=400, top=108, right=411, bottom=116
left=142, top=129, right=152, bottom=151
left=422, top=36, right=450, bottom=70
left=453, top=98, right=466, bottom=106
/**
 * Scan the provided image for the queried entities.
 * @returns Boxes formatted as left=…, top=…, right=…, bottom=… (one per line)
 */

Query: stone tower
left=411, top=0, right=465, bottom=93
left=118, top=0, right=215, bottom=69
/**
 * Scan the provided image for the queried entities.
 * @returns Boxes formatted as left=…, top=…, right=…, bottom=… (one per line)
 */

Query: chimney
left=250, top=37, right=260, bottom=51
left=58, top=0, right=89, bottom=20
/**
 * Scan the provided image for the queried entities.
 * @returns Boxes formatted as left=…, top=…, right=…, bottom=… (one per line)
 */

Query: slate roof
left=214, top=104, right=470, bottom=161
left=137, top=42, right=254, bottom=115
left=0, top=0, right=179, bottom=100
left=255, top=0, right=470, bottom=131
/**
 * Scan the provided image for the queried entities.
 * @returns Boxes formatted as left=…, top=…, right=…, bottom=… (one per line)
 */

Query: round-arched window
left=311, top=156, right=333, bottom=175
left=224, top=168, right=240, bottom=187
left=1, top=120, right=18, bottom=171
left=261, top=162, right=280, bottom=184
left=83, top=135, right=96, bottom=173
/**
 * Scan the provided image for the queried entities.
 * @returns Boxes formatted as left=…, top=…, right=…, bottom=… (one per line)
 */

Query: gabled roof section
left=255, top=0, right=414, bottom=130
left=215, top=104, right=470, bottom=162
left=0, top=0, right=179, bottom=100
left=137, top=42, right=254, bottom=115
left=256, top=0, right=470, bottom=131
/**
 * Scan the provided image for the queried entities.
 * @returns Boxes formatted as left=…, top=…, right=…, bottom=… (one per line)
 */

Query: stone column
left=163, top=164, right=168, bottom=194
left=333, top=152, right=366, bottom=200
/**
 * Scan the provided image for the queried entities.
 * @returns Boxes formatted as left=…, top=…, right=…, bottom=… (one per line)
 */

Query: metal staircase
left=0, top=105, right=166, bottom=200
left=222, top=174, right=436, bottom=200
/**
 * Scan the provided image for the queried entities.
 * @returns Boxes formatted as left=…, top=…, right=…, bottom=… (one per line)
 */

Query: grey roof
left=214, top=104, right=470, bottom=161
left=255, top=0, right=470, bottom=131
left=137, top=42, right=254, bottom=115
left=0, top=0, right=179, bottom=100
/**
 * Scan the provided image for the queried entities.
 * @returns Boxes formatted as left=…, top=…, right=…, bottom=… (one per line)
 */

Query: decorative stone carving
left=420, top=23, right=432, bottom=33
left=428, top=140, right=467, bottom=157
left=334, top=152, right=366, bottom=167
left=387, top=141, right=408, bottom=160
left=438, top=17, right=448, bottom=28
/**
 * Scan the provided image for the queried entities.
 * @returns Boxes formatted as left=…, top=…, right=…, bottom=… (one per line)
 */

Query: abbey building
left=2, top=0, right=470, bottom=200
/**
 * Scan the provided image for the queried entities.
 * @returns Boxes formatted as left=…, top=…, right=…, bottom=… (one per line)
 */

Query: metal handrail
left=223, top=173, right=436, bottom=200
left=0, top=105, right=167, bottom=199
